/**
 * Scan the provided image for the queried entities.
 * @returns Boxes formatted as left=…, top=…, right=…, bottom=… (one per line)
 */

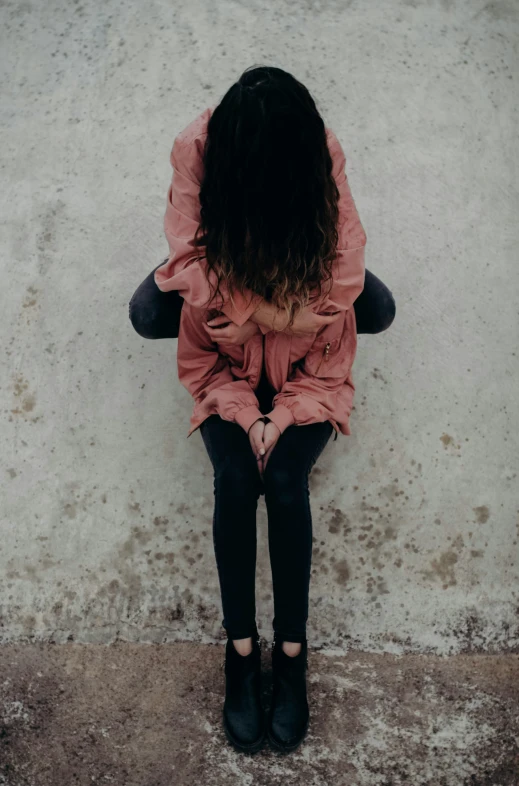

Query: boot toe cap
left=223, top=708, right=265, bottom=750
left=268, top=710, right=309, bottom=750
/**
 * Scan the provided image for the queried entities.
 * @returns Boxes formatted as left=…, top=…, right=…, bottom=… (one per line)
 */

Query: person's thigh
left=354, top=268, right=396, bottom=335
left=128, top=260, right=184, bottom=339
left=200, top=415, right=262, bottom=492
left=263, top=420, right=334, bottom=485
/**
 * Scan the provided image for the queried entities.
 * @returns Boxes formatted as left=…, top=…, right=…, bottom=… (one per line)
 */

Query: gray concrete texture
left=1, top=0, right=518, bottom=656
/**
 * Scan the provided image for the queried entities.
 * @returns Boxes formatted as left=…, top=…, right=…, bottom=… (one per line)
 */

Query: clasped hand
left=248, top=419, right=280, bottom=479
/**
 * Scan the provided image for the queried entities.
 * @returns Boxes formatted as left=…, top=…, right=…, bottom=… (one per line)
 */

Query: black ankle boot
left=223, top=635, right=266, bottom=753
left=267, top=638, right=309, bottom=752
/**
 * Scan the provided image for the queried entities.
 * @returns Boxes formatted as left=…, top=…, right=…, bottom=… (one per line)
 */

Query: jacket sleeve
left=307, top=131, right=367, bottom=314
left=176, top=302, right=265, bottom=434
left=264, top=307, right=357, bottom=435
left=155, top=134, right=262, bottom=326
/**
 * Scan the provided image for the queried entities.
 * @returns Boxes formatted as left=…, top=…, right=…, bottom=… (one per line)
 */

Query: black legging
left=129, top=260, right=396, bottom=340
left=129, top=261, right=395, bottom=642
left=200, top=412, right=333, bottom=643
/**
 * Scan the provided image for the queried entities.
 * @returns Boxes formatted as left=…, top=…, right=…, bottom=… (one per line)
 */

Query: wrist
left=248, top=416, right=267, bottom=433
left=235, top=405, right=265, bottom=434
left=263, top=416, right=280, bottom=433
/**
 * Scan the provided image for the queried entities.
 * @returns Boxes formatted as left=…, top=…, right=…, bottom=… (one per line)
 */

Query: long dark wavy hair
left=193, top=65, right=340, bottom=328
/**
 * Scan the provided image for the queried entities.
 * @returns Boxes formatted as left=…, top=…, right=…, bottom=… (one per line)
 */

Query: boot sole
left=267, top=716, right=309, bottom=753
left=223, top=711, right=266, bottom=754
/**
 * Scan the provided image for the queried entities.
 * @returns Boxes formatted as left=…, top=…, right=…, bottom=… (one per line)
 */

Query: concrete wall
left=1, top=0, right=518, bottom=653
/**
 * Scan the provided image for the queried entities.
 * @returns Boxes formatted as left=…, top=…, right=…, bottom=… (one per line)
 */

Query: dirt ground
left=0, top=643, right=518, bottom=786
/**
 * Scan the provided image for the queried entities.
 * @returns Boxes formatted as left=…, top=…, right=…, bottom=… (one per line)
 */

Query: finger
left=262, top=431, right=278, bottom=462
left=203, top=322, right=232, bottom=334
left=254, top=446, right=265, bottom=469
left=263, top=423, right=280, bottom=449
left=263, top=443, right=275, bottom=469
left=263, top=432, right=278, bottom=453
left=203, top=325, right=233, bottom=341
left=206, top=315, right=232, bottom=327
left=255, top=440, right=266, bottom=460
left=250, top=434, right=266, bottom=460
left=316, top=312, right=341, bottom=324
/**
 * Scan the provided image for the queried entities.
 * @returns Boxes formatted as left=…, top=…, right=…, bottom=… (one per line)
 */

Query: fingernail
left=259, top=448, right=265, bottom=455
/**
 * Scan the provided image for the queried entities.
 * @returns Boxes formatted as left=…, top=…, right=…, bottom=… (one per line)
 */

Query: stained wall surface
left=1, top=0, right=518, bottom=653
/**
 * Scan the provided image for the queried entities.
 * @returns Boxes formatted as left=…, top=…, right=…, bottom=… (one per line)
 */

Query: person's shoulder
left=170, top=105, right=216, bottom=181
left=325, top=126, right=347, bottom=182
left=175, top=104, right=215, bottom=148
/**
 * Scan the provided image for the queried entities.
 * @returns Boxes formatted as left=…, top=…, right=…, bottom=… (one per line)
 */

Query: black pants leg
left=200, top=412, right=333, bottom=643
left=263, top=421, right=334, bottom=644
left=200, top=415, right=264, bottom=641
left=128, top=261, right=184, bottom=339
left=354, top=268, right=396, bottom=334
left=129, top=261, right=396, bottom=338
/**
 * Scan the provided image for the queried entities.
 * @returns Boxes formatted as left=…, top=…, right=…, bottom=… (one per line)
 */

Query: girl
left=129, top=66, right=395, bottom=754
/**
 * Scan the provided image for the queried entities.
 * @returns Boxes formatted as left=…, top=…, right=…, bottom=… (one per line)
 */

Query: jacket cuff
left=265, top=405, right=295, bottom=435
left=234, top=404, right=265, bottom=434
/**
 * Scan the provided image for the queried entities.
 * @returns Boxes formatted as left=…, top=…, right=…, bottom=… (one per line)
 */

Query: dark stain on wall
left=473, top=505, right=490, bottom=524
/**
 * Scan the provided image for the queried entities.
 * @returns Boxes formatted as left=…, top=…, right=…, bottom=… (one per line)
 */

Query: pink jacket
left=155, top=106, right=367, bottom=439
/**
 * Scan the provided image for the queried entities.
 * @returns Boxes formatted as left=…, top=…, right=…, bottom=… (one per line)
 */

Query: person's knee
left=263, top=463, right=303, bottom=506
left=382, top=292, right=396, bottom=331
left=128, top=296, right=158, bottom=340
left=372, top=291, right=396, bottom=334
left=215, top=460, right=261, bottom=498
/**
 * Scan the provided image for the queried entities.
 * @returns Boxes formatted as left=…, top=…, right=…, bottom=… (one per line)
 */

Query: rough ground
left=0, top=643, right=518, bottom=786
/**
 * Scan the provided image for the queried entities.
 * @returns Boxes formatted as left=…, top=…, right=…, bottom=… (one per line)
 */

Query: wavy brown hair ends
left=193, top=65, right=340, bottom=328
